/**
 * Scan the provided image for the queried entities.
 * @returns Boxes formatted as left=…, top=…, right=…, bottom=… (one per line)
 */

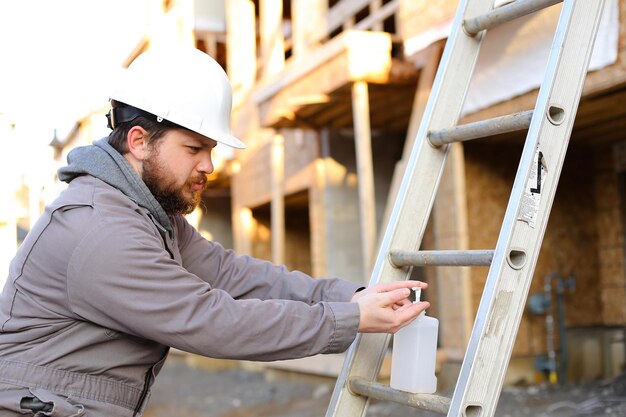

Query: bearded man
left=0, top=47, right=428, bottom=416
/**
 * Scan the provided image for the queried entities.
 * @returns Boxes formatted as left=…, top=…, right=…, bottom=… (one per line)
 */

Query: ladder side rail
left=325, top=0, right=495, bottom=416
left=447, top=2, right=607, bottom=417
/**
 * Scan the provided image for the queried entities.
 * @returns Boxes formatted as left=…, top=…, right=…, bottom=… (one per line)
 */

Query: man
left=0, top=47, right=428, bottom=416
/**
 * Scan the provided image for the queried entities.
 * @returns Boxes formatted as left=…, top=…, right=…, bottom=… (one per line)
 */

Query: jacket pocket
left=25, top=388, right=85, bottom=417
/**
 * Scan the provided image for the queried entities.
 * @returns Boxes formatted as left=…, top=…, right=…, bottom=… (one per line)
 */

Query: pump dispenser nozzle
left=412, top=287, right=421, bottom=304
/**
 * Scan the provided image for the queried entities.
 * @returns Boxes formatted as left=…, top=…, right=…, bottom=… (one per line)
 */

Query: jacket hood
left=57, top=137, right=172, bottom=232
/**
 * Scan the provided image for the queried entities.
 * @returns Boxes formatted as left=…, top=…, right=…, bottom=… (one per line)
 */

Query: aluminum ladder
left=325, top=1, right=606, bottom=417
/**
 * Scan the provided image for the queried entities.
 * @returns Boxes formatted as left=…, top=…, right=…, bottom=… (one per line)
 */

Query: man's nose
left=197, top=151, right=214, bottom=174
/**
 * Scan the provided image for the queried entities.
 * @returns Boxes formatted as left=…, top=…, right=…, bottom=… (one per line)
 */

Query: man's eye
left=188, top=146, right=201, bottom=153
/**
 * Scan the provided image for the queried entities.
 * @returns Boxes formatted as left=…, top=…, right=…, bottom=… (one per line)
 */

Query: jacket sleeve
left=66, top=216, right=360, bottom=361
left=172, top=215, right=363, bottom=303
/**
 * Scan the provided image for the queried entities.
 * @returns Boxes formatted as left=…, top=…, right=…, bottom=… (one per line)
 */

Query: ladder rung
left=428, top=110, right=532, bottom=146
left=389, top=250, right=494, bottom=267
left=464, top=0, right=562, bottom=36
left=349, top=377, right=451, bottom=415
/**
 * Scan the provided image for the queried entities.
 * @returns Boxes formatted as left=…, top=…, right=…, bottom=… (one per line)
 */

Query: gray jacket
left=0, top=138, right=361, bottom=416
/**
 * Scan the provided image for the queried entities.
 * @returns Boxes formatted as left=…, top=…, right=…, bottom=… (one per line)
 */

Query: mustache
left=189, top=175, right=208, bottom=188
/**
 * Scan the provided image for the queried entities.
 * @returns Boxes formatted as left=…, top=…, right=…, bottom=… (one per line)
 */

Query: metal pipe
left=349, top=377, right=451, bottom=415
left=428, top=110, right=533, bottom=147
left=544, top=272, right=558, bottom=383
left=390, top=249, right=494, bottom=267
left=463, top=0, right=562, bottom=36
left=556, top=273, right=575, bottom=385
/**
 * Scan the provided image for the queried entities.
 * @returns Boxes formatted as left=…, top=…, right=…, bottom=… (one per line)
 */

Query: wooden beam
left=324, top=0, right=371, bottom=43
left=331, top=101, right=362, bottom=129
left=368, top=84, right=416, bottom=128
left=575, top=113, right=626, bottom=143
left=575, top=92, right=626, bottom=127
left=253, top=30, right=391, bottom=106
left=315, top=100, right=354, bottom=127
left=352, top=81, right=377, bottom=275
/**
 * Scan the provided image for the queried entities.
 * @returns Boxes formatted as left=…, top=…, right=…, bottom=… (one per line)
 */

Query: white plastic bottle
left=390, top=287, right=439, bottom=394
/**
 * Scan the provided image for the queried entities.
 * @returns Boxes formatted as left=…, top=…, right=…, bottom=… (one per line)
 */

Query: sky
left=0, top=1, right=151, bottom=276
left=0, top=0, right=148, bottom=147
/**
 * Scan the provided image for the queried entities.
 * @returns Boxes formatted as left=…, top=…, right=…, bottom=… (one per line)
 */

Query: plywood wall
left=463, top=139, right=615, bottom=357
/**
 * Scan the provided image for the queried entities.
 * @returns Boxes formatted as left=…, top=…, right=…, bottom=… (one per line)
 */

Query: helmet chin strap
left=106, top=106, right=164, bottom=129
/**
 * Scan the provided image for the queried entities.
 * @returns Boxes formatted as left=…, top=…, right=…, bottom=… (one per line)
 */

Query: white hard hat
left=109, top=46, right=245, bottom=149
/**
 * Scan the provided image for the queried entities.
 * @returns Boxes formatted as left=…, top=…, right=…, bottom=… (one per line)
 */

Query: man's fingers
left=395, top=298, right=412, bottom=307
left=373, top=280, right=428, bottom=293
left=396, top=300, right=429, bottom=314
left=395, top=301, right=430, bottom=328
left=356, top=290, right=431, bottom=333
left=392, top=297, right=413, bottom=311
left=383, top=288, right=412, bottom=306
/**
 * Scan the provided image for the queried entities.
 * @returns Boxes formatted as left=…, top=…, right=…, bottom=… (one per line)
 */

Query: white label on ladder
left=518, top=146, right=547, bottom=228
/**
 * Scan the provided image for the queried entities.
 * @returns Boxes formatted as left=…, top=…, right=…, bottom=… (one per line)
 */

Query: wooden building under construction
left=46, top=0, right=625, bottom=387
left=213, top=0, right=626, bottom=386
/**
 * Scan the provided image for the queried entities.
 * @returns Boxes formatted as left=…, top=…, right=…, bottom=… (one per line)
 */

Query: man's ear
left=126, top=126, right=149, bottom=161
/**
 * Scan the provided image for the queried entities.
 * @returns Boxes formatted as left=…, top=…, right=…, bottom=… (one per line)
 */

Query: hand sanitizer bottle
left=390, top=287, right=439, bottom=394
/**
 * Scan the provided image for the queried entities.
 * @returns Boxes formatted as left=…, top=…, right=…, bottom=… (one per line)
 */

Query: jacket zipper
left=133, top=366, right=153, bottom=416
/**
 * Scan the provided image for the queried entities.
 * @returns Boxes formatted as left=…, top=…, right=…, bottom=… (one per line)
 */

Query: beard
left=142, top=150, right=207, bottom=216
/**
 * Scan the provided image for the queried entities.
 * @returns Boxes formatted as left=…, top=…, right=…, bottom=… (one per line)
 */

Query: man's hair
left=107, top=100, right=174, bottom=154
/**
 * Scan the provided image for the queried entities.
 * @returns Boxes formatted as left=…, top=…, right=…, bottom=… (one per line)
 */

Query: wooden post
left=291, top=0, right=327, bottom=57
left=226, top=0, right=257, bottom=107
left=202, top=33, right=218, bottom=58
left=352, top=81, right=377, bottom=276
left=310, top=128, right=329, bottom=277
left=381, top=42, right=444, bottom=237
left=271, top=133, right=286, bottom=265
left=260, top=0, right=285, bottom=78
left=406, top=43, right=444, bottom=153
left=371, top=0, right=384, bottom=32
left=233, top=205, right=254, bottom=256
left=433, top=142, right=473, bottom=360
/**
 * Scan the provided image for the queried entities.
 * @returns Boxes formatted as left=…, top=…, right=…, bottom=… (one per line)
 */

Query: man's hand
left=351, top=281, right=429, bottom=334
